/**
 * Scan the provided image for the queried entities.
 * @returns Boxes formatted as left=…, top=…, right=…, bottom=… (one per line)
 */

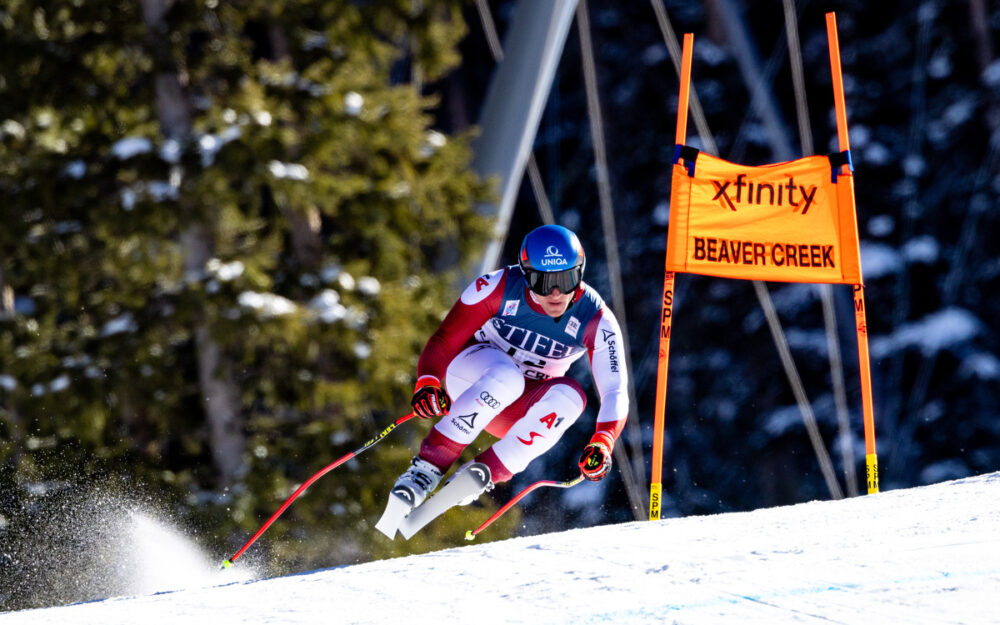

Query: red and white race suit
left=414, top=264, right=628, bottom=483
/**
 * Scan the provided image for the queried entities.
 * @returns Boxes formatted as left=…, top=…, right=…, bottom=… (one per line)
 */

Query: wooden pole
left=650, top=33, right=693, bottom=520
left=826, top=12, right=879, bottom=494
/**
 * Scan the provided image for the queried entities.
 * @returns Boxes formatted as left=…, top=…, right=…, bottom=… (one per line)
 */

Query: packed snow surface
left=3, top=472, right=998, bottom=624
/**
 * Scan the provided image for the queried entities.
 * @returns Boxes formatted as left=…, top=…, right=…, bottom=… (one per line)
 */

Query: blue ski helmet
left=518, top=225, right=586, bottom=295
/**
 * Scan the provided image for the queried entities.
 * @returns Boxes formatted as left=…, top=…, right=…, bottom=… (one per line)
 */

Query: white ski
left=397, top=463, right=491, bottom=540
left=374, top=490, right=413, bottom=539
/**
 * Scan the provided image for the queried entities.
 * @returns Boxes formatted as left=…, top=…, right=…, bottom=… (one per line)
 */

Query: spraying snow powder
left=0, top=486, right=256, bottom=611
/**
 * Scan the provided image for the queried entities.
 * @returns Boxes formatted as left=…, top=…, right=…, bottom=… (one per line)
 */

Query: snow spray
left=0, top=485, right=257, bottom=611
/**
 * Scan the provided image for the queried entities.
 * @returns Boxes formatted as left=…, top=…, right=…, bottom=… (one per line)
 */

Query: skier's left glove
left=578, top=440, right=612, bottom=482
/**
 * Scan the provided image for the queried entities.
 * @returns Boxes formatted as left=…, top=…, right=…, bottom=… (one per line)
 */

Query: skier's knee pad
left=488, top=379, right=587, bottom=476
left=476, top=361, right=525, bottom=407
left=438, top=359, right=525, bottom=446
left=544, top=377, right=587, bottom=413
left=533, top=382, right=585, bottom=431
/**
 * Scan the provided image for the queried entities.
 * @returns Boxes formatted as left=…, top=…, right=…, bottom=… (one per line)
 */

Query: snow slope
left=3, top=473, right=999, bottom=625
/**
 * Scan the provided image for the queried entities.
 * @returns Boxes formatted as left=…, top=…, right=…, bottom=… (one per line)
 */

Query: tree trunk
left=142, top=0, right=246, bottom=487
left=0, top=264, right=13, bottom=319
left=264, top=24, right=324, bottom=271
left=182, top=224, right=247, bottom=487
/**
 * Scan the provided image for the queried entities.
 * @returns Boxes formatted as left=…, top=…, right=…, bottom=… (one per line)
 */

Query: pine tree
left=0, top=0, right=498, bottom=588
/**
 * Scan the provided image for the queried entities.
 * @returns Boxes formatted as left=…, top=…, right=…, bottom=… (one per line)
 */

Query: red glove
left=411, top=376, right=451, bottom=419
left=578, top=440, right=612, bottom=482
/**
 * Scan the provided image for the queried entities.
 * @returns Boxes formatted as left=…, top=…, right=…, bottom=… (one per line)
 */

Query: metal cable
left=475, top=0, right=504, bottom=61
left=474, top=0, right=556, bottom=227
left=783, top=0, right=813, bottom=157
left=650, top=0, right=717, bottom=154
left=782, top=0, right=858, bottom=496
left=753, top=282, right=844, bottom=499
left=576, top=0, right=648, bottom=521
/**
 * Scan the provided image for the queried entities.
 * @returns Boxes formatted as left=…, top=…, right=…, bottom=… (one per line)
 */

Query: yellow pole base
left=866, top=453, right=879, bottom=494
left=649, top=482, right=662, bottom=521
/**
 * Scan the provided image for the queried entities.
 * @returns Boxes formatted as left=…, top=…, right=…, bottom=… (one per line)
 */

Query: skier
left=376, top=224, right=628, bottom=539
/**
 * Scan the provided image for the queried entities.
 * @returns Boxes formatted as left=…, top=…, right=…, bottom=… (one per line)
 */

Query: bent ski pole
left=222, top=412, right=417, bottom=568
left=465, top=474, right=584, bottom=541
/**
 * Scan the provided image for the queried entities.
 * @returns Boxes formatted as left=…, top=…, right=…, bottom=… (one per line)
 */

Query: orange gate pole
left=827, top=12, right=879, bottom=493
left=650, top=33, right=693, bottom=520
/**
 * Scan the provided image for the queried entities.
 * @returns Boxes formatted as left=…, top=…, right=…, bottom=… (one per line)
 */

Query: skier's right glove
left=411, top=376, right=451, bottom=419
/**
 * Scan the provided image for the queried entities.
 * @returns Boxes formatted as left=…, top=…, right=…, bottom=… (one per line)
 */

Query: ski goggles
left=523, top=266, right=583, bottom=296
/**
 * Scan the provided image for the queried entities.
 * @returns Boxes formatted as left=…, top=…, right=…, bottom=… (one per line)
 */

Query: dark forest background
left=2, top=0, right=998, bottom=610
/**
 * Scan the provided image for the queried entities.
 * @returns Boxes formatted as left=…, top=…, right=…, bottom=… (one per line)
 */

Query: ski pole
left=222, top=411, right=417, bottom=568
left=464, top=474, right=585, bottom=541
